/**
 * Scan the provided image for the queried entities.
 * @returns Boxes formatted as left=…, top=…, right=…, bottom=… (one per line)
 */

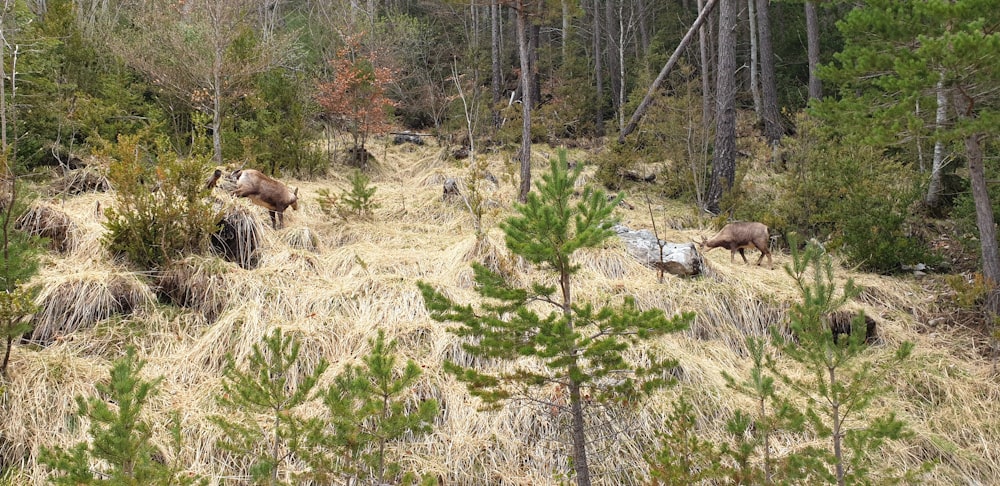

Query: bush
left=102, top=134, right=221, bottom=270
left=775, top=117, right=935, bottom=273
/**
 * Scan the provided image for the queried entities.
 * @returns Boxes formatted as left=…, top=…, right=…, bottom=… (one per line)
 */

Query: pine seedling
left=211, top=328, right=328, bottom=485
left=719, top=336, right=807, bottom=484
left=39, top=348, right=201, bottom=485
left=0, top=153, right=42, bottom=375
left=647, top=396, right=724, bottom=485
left=772, top=235, right=924, bottom=485
left=342, top=170, right=379, bottom=217
left=419, top=149, right=692, bottom=486
left=303, top=330, right=438, bottom=485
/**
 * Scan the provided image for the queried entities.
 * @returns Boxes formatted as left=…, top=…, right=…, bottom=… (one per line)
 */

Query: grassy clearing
left=3, top=137, right=998, bottom=484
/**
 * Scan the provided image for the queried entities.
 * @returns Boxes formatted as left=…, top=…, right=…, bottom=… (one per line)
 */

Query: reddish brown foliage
left=316, top=35, right=397, bottom=152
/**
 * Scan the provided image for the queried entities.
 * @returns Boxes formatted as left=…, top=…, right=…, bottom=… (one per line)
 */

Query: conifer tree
left=39, top=348, right=201, bottom=485
left=419, top=150, right=692, bottom=486
left=0, top=159, right=40, bottom=375
left=774, top=237, right=922, bottom=485
left=302, top=330, right=438, bottom=485
left=211, top=328, right=328, bottom=485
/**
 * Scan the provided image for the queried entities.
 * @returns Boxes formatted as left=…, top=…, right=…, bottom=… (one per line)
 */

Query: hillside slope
left=4, top=139, right=999, bottom=485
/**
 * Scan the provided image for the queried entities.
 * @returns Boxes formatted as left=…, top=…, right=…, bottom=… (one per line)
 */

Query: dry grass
left=46, top=167, right=109, bottom=195
left=4, top=137, right=1000, bottom=485
left=15, top=201, right=77, bottom=252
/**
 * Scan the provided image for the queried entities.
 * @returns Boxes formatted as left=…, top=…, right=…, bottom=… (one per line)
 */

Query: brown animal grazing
left=826, top=311, right=878, bottom=345
left=232, top=169, right=299, bottom=229
left=699, top=221, right=772, bottom=269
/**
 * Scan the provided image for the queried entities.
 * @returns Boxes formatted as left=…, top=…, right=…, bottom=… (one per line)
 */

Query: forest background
left=0, top=0, right=999, bottom=485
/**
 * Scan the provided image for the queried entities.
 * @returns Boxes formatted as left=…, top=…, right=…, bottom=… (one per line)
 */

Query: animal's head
left=290, top=187, right=299, bottom=211
left=696, top=235, right=710, bottom=251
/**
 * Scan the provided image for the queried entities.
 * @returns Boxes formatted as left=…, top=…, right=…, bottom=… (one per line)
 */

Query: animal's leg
left=738, top=248, right=749, bottom=264
left=269, top=210, right=278, bottom=229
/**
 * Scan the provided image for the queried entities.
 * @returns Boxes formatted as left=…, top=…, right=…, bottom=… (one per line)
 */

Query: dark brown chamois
left=826, top=311, right=878, bottom=345
left=699, top=222, right=772, bottom=269
left=232, top=169, right=299, bottom=229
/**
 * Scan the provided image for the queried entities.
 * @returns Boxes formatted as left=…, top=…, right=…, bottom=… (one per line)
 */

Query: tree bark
left=925, top=74, right=947, bottom=209
left=516, top=1, right=532, bottom=202
left=747, top=0, right=761, bottom=118
left=619, top=0, right=718, bottom=143
left=805, top=0, right=823, bottom=100
left=605, top=0, right=621, bottom=117
left=706, top=0, right=736, bottom=215
left=697, top=0, right=712, bottom=132
left=755, top=0, right=783, bottom=146
left=491, top=0, right=502, bottom=128
left=966, top=133, right=1000, bottom=300
left=592, top=0, right=604, bottom=136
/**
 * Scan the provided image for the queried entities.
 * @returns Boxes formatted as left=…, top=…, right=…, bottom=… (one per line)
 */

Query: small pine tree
left=210, top=328, right=328, bottom=485
left=773, top=236, right=923, bottom=485
left=342, top=170, right=379, bottom=217
left=647, top=396, right=723, bottom=485
left=718, top=336, right=806, bottom=484
left=38, top=348, right=201, bottom=485
left=419, top=150, right=692, bottom=486
left=302, top=330, right=438, bottom=485
left=0, top=153, right=42, bottom=375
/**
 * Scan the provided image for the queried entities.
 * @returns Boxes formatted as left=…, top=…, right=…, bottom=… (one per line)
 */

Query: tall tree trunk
left=747, top=0, right=761, bottom=118
left=212, top=50, right=224, bottom=165
left=619, top=0, right=718, bottom=142
left=698, top=0, right=712, bottom=132
left=491, top=0, right=502, bottom=128
left=529, top=22, right=541, bottom=108
left=516, top=1, right=532, bottom=202
left=755, top=0, right=783, bottom=146
left=805, top=0, right=822, bottom=100
left=616, top=1, right=626, bottom=131
left=925, top=74, right=947, bottom=209
left=562, top=0, right=570, bottom=64
left=592, top=0, right=604, bottom=136
left=706, top=0, right=736, bottom=215
left=605, top=0, right=621, bottom=117
left=966, top=133, right=1000, bottom=298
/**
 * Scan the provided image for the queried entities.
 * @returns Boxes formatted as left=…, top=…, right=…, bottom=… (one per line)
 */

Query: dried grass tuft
left=30, top=270, right=153, bottom=344
left=281, top=226, right=321, bottom=252
left=212, top=204, right=264, bottom=269
left=15, top=201, right=77, bottom=252
left=154, top=256, right=230, bottom=322
left=47, top=168, right=109, bottom=195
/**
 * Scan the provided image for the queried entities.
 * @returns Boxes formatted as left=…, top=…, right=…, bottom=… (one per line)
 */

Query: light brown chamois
left=232, top=169, right=299, bottom=229
left=699, top=221, right=772, bottom=269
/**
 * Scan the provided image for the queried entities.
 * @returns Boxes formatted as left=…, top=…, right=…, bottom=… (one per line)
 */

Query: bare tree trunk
left=516, top=1, right=532, bottom=202
left=616, top=1, right=626, bottom=132
left=966, top=133, right=1000, bottom=291
left=491, top=0, right=502, bottom=128
left=212, top=49, right=224, bottom=165
left=562, top=0, right=570, bottom=63
left=605, top=0, right=621, bottom=117
left=706, top=0, right=736, bottom=215
left=805, top=0, right=822, bottom=100
left=747, top=0, right=761, bottom=118
left=592, top=0, right=604, bottom=137
left=529, top=22, right=541, bottom=108
left=618, top=0, right=718, bottom=143
left=755, top=0, right=783, bottom=146
left=925, top=74, right=947, bottom=209
left=698, top=0, right=712, bottom=132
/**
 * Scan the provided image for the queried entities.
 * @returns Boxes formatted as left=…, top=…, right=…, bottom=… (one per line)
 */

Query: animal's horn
left=294, top=187, right=299, bottom=197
